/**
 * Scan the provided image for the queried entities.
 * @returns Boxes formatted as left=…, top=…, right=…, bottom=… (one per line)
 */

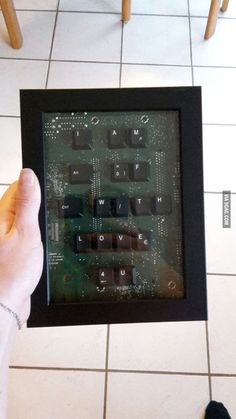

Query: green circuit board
left=42, top=110, right=184, bottom=304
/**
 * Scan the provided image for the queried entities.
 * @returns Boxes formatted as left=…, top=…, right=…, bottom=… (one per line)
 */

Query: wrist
left=0, top=278, right=27, bottom=319
left=0, top=302, right=19, bottom=335
left=0, top=302, right=22, bottom=330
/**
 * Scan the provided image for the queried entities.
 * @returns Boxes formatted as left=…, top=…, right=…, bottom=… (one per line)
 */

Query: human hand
left=0, top=169, right=43, bottom=327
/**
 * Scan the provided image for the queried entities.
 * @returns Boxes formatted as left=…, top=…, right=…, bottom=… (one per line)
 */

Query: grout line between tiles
left=2, top=55, right=236, bottom=71
left=10, top=365, right=236, bottom=378
left=9, top=362, right=236, bottom=380
left=38, top=10, right=121, bottom=15
left=105, top=370, right=209, bottom=376
left=204, top=191, right=236, bottom=195
left=0, top=57, right=48, bottom=61
left=50, top=59, right=120, bottom=65
left=207, top=272, right=236, bottom=277
left=116, top=63, right=236, bottom=70
left=0, top=115, right=20, bottom=118
left=211, top=373, right=236, bottom=377
left=189, top=14, right=236, bottom=20
left=204, top=122, right=236, bottom=126
left=205, top=322, right=212, bottom=400
left=39, top=11, right=190, bottom=17
left=0, top=57, right=120, bottom=64
left=14, top=9, right=58, bottom=12
left=9, top=366, right=105, bottom=372
left=15, top=10, right=235, bottom=20
left=45, top=0, right=60, bottom=88
left=187, top=0, right=194, bottom=86
left=91, top=61, right=189, bottom=67
left=103, top=325, right=110, bottom=419
left=193, top=64, right=236, bottom=69
left=8, top=366, right=210, bottom=375
left=119, top=21, right=124, bottom=88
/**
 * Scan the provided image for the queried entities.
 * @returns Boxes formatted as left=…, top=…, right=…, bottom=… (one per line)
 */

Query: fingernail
left=19, top=168, right=34, bottom=186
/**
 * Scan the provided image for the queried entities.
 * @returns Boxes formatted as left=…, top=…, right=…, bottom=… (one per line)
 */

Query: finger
left=13, top=169, right=41, bottom=237
left=0, top=181, right=18, bottom=211
left=0, top=182, right=18, bottom=236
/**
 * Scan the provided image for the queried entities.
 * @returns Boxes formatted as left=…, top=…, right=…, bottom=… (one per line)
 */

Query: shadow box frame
left=20, top=86, right=207, bottom=327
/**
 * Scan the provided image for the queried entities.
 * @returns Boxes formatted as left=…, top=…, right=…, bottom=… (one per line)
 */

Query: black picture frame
left=20, top=87, right=207, bottom=327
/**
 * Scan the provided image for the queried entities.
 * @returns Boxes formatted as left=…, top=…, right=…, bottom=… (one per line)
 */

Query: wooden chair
left=0, top=0, right=23, bottom=48
left=122, top=0, right=230, bottom=41
left=0, top=0, right=129, bottom=48
left=0, top=0, right=230, bottom=49
left=122, top=0, right=131, bottom=22
left=204, top=0, right=229, bottom=39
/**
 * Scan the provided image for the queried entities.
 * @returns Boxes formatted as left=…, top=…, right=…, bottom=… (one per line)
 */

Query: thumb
left=13, top=168, right=41, bottom=237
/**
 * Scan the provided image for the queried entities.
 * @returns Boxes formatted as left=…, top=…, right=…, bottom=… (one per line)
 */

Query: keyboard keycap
left=72, top=129, right=92, bottom=150
left=69, top=164, right=93, bottom=184
left=111, top=196, right=129, bottom=217
left=58, top=195, right=83, bottom=218
left=128, top=128, right=147, bottom=148
left=97, top=267, right=115, bottom=287
left=115, top=234, right=132, bottom=250
left=94, top=198, right=112, bottom=217
left=95, top=233, right=113, bottom=251
left=133, top=231, right=151, bottom=251
left=115, top=266, right=136, bottom=286
left=130, top=162, right=150, bottom=181
left=152, top=195, right=172, bottom=214
left=108, top=129, right=127, bottom=148
left=112, top=163, right=129, bottom=182
left=130, top=197, right=151, bottom=216
left=75, top=233, right=92, bottom=253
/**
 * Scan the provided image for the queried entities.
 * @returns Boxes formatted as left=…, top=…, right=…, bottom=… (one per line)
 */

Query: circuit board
left=43, top=110, right=184, bottom=304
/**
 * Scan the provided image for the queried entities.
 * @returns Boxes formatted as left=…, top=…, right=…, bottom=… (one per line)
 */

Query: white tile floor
left=0, top=1, right=236, bottom=418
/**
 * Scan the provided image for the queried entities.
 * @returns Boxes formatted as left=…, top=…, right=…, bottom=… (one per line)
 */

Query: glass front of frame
left=42, top=110, right=184, bottom=304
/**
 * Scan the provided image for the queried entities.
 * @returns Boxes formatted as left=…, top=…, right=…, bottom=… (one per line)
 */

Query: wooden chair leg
left=221, top=0, right=229, bottom=12
left=0, top=0, right=23, bottom=48
left=122, top=0, right=131, bottom=23
left=204, top=0, right=221, bottom=40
